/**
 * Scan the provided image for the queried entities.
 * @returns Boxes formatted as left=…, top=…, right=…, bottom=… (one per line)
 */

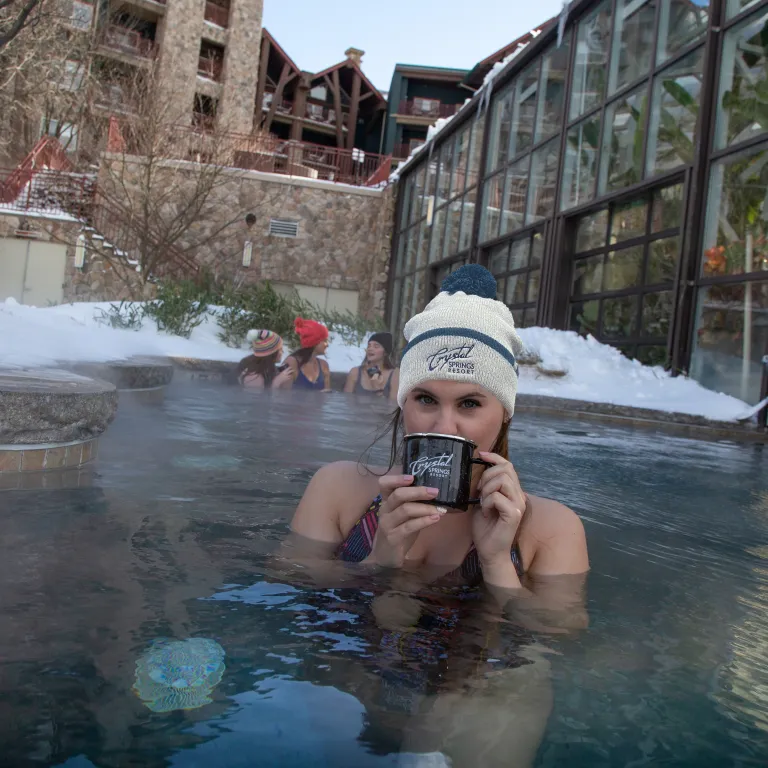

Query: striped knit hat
left=397, top=265, right=523, bottom=417
left=246, top=329, right=282, bottom=357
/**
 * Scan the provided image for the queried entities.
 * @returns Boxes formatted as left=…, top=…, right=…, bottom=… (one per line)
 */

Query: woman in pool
left=283, top=317, right=332, bottom=392
left=286, top=265, right=588, bottom=766
left=344, top=331, right=399, bottom=401
left=236, top=329, right=295, bottom=389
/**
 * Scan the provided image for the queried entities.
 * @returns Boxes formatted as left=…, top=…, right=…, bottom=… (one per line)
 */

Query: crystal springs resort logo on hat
left=426, top=342, right=475, bottom=373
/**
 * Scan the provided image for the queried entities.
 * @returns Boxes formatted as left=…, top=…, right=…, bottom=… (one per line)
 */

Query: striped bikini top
left=338, top=495, right=525, bottom=582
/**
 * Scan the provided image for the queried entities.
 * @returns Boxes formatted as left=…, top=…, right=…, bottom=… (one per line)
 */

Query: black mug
left=403, top=433, right=492, bottom=512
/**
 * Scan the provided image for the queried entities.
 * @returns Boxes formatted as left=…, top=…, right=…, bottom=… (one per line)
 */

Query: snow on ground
left=0, top=299, right=754, bottom=422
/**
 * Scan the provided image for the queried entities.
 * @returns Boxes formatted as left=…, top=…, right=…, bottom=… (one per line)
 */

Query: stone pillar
left=157, top=0, right=205, bottom=125
left=218, top=0, right=264, bottom=134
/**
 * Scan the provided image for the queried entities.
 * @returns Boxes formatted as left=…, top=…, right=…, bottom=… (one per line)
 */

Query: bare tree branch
left=0, top=0, right=43, bottom=51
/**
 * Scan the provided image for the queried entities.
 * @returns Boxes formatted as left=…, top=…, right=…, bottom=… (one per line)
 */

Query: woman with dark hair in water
left=236, top=330, right=294, bottom=389
left=344, top=332, right=399, bottom=402
left=283, top=318, right=332, bottom=392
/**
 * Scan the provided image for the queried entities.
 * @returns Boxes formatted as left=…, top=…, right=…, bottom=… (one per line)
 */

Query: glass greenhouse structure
left=387, top=0, right=768, bottom=407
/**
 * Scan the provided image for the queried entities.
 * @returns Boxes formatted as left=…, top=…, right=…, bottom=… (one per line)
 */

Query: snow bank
left=0, top=299, right=753, bottom=422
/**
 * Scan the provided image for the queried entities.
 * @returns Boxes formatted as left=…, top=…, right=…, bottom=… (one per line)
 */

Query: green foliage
left=143, top=280, right=209, bottom=339
left=94, top=301, right=145, bottom=331
left=214, top=280, right=384, bottom=349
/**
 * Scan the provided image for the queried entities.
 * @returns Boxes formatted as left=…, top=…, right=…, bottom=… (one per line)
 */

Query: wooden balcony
left=204, top=0, right=229, bottom=27
left=396, top=99, right=461, bottom=119
left=394, top=141, right=425, bottom=159
left=101, top=25, right=155, bottom=59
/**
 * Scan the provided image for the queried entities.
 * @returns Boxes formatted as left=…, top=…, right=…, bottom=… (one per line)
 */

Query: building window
left=715, top=8, right=768, bottom=152
left=485, top=230, right=544, bottom=328
left=656, top=0, right=709, bottom=64
left=567, top=184, right=683, bottom=366
left=59, top=60, right=85, bottom=92
left=569, top=1, right=613, bottom=121
left=608, top=0, right=656, bottom=95
left=70, top=0, right=93, bottom=30
left=561, top=116, right=600, bottom=210
left=535, top=39, right=570, bottom=144
left=309, top=85, right=327, bottom=101
left=41, top=117, right=78, bottom=151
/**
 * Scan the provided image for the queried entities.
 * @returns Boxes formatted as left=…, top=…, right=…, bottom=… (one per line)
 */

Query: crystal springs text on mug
left=408, top=452, right=454, bottom=479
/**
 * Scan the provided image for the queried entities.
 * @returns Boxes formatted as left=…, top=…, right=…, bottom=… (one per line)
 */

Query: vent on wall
left=268, top=218, right=299, bottom=238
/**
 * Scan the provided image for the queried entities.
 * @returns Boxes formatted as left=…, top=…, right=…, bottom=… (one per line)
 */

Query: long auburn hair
left=365, top=406, right=529, bottom=552
left=360, top=350, right=395, bottom=372
left=238, top=350, right=281, bottom=388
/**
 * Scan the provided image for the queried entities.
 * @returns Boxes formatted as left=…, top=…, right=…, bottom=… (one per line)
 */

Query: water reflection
left=0, top=382, right=766, bottom=766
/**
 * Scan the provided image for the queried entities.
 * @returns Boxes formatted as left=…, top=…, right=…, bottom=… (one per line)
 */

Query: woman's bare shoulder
left=528, top=495, right=585, bottom=537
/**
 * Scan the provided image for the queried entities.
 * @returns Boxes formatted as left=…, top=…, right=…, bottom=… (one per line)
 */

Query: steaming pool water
left=1, top=381, right=767, bottom=767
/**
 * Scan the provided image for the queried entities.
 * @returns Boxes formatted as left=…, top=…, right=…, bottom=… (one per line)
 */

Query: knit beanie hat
left=368, top=331, right=393, bottom=355
left=397, top=264, right=524, bottom=417
left=246, top=329, right=282, bottom=357
left=294, top=317, right=329, bottom=349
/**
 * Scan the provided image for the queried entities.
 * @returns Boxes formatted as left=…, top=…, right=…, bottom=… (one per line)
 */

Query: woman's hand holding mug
left=365, top=474, right=443, bottom=569
left=472, top=452, right=527, bottom=587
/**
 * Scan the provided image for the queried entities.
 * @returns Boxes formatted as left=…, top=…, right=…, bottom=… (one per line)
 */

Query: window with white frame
left=70, top=0, right=93, bottom=30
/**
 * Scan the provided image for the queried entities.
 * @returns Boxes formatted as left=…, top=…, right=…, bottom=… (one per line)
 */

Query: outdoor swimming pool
left=1, top=381, right=767, bottom=767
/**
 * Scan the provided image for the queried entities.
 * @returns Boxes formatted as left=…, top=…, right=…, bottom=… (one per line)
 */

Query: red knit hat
left=294, top=317, right=329, bottom=349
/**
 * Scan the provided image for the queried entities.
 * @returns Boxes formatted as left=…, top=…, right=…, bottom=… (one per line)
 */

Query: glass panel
left=510, top=63, right=539, bottom=158
left=416, top=224, right=430, bottom=270
left=527, top=140, right=559, bottom=224
left=400, top=176, right=415, bottom=229
left=657, top=0, right=709, bottom=64
left=651, top=183, right=684, bottom=232
left=451, top=128, right=470, bottom=198
left=647, top=237, right=679, bottom=284
left=467, top=113, right=485, bottom=189
left=609, top=0, right=657, bottom=95
left=715, top=10, right=768, bottom=151
left=690, top=281, right=768, bottom=403
left=536, top=41, right=570, bottom=143
left=570, top=299, right=600, bottom=335
left=727, top=0, right=763, bottom=21
left=575, top=209, right=608, bottom=252
left=486, top=85, right=514, bottom=173
left=570, top=1, right=613, bottom=120
left=435, top=264, right=450, bottom=290
left=488, top=243, right=509, bottom=275
left=527, top=269, right=541, bottom=302
left=605, top=245, right=644, bottom=290
left=531, top=231, right=545, bottom=267
left=437, top=140, right=454, bottom=204
left=610, top=197, right=648, bottom=243
left=411, top=269, right=426, bottom=315
left=562, top=116, right=601, bottom=210
left=509, top=238, right=530, bottom=271
left=405, top=227, right=418, bottom=272
left=573, top=254, right=604, bottom=295
left=635, top=344, right=668, bottom=366
left=600, top=84, right=648, bottom=194
left=389, top=278, right=402, bottom=334
left=646, top=49, right=704, bottom=176
left=511, top=308, right=525, bottom=327
left=459, top=192, right=475, bottom=252
left=505, top=273, right=528, bottom=305
left=500, top=156, right=530, bottom=236
left=703, top=148, right=768, bottom=278
left=429, top=208, right=446, bottom=263
left=399, top=276, right=413, bottom=327
left=496, top=276, right=507, bottom=301
left=444, top=198, right=463, bottom=258
left=413, top=165, right=427, bottom=222
left=395, top=231, right=407, bottom=276
left=480, top=172, right=504, bottom=243
left=424, top=156, right=439, bottom=217
left=602, top=295, right=638, bottom=338
left=641, top=290, right=674, bottom=335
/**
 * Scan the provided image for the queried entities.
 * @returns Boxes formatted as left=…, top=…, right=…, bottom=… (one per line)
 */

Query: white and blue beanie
left=397, top=265, right=524, bottom=417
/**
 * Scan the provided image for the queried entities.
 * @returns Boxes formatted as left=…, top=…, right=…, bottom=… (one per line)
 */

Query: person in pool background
left=344, top=331, right=399, bottom=401
left=236, top=330, right=295, bottom=389
left=283, top=318, right=332, bottom=392
left=284, top=264, right=589, bottom=766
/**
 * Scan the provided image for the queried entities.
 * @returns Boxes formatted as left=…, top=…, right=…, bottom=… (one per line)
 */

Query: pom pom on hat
left=441, top=264, right=497, bottom=299
left=294, top=317, right=329, bottom=349
left=247, top=329, right=282, bottom=357
left=397, top=264, right=523, bottom=416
